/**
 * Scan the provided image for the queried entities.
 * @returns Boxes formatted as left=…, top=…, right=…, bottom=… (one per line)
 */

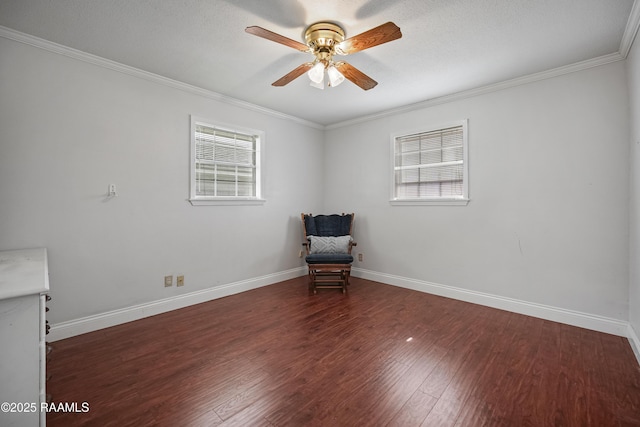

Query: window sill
left=390, top=198, right=470, bottom=206
left=189, top=198, right=266, bottom=206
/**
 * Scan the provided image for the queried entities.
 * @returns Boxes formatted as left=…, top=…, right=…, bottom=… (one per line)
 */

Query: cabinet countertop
left=0, top=248, right=49, bottom=300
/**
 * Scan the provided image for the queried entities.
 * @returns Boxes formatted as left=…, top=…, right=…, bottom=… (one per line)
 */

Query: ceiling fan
left=245, top=21, right=402, bottom=90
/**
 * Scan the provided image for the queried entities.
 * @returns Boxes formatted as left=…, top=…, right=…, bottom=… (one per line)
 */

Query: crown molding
left=326, top=52, right=625, bottom=130
left=0, top=25, right=325, bottom=131
left=620, top=0, right=640, bottom=58
left=328, top=0, right=638, bottom=130
left=1, top=12, right=635, bottom=133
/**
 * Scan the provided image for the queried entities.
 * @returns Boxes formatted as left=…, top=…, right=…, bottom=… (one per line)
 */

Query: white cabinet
left=0, top=248, right=50, bottom=427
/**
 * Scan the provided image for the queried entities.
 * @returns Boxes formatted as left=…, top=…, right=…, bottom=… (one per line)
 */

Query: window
left=391, top=120, right=469, bottom=205
left=189, top=116, right=264, bottom=206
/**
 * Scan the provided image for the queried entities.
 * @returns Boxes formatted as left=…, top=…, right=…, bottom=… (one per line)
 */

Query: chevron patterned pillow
left=308, top=235, right=351, bottom=254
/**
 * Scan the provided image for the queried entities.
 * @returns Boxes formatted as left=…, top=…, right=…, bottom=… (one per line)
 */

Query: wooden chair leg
left=308, top=269, right=316, bottom=294
left=342, top=270, right=347, bottom=294
left=307, top=264, right=352, bottom=294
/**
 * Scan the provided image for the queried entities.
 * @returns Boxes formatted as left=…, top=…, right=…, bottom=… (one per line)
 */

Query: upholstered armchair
left=301, top=213, right=356, bottom=294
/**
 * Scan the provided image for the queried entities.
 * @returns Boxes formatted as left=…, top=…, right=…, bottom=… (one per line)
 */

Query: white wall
left=324, top=62, right=630, bottom=321
left=0, top=37, right=323, bottom=324
left=629, top=34, right=640, bottom=337
left=0, top=32, right=634, bottom=336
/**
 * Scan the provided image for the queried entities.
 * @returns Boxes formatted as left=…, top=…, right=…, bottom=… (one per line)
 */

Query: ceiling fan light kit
left=303, top=22, right=344, bottom=89
left=308, top=61, right=326, bottom=84
left=327, top=64, right=345, bottom=87
left=245, top=21, right=402, bottom=91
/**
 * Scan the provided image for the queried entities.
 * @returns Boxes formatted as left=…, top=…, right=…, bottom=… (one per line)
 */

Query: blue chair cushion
left=305, top=253, right=354, bottom=264
left=304, top=214, right=352, bottom=237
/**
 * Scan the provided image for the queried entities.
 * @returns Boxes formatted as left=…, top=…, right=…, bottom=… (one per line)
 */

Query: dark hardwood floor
left=47, top=277, right=640, bottom=426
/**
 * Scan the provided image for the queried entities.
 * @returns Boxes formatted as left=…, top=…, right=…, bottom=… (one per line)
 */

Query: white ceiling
left=0, top=0, right=637, bottom=126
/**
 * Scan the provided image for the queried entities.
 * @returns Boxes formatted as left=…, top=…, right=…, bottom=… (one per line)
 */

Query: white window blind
left=189, top=117, right=264, bottom=205
left=391, top=120, right=468, bottom=204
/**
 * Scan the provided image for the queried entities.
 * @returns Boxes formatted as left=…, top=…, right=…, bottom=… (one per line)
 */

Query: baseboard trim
left=628, top=324, right=640, bottom=365
left=50, top=265, right=638, bottom=358
left=352, top=268, right=630, bottom=337
left=49, top=267, right=306, bottom=341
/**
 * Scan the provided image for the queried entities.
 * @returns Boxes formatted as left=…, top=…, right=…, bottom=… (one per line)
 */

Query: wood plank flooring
left=47, top=277, right=640, bottom=426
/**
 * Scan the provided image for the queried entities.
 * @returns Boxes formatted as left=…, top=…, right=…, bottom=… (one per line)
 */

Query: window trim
left=189, top=115, right=265, bottom=206
left=389, top=119, right=469, bottom=206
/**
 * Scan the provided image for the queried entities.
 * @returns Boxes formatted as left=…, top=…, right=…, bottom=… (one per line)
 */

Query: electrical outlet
left=177, top=275, right=184, bottom=287
left=298, top=250, right=303, bottom=258
left=358, top=253, right=363, bottom=262
left=164, top=275, right=173, bottom=287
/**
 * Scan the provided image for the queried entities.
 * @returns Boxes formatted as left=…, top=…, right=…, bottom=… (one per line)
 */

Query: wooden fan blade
left=335, top=22, right=402, bottom=55
left=335, top=62, right=378, bottom=90
left=245, top=26, right=311, bottom=52
left=272, top=63, right=313, bottom=86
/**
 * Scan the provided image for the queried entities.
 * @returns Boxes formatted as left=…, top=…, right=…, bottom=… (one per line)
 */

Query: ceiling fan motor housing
left=305, top=22, right=345, bottom=62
